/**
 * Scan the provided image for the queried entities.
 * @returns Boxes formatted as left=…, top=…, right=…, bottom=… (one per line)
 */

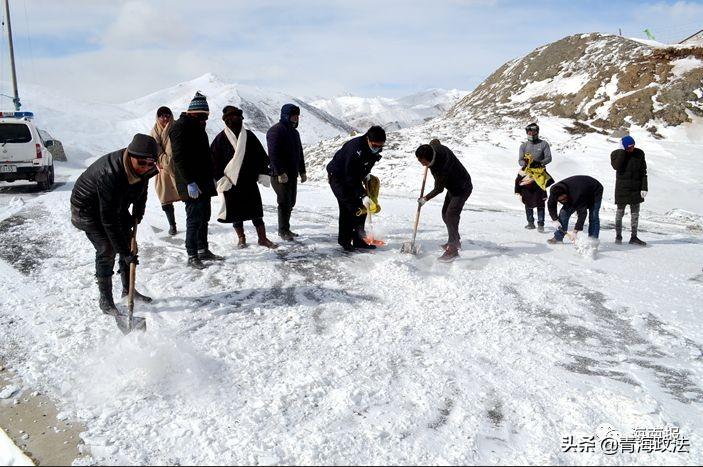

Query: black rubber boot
left=97, top=276, right=121, bottom=316
left=120, top=269, right=153, bottom=303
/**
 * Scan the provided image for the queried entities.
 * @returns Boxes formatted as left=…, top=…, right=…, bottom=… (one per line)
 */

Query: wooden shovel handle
left=410, top=166, right=429, bottom=246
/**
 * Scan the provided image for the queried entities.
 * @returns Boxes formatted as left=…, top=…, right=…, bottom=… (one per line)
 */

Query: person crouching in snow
left=70, top=134, right=158, bottom=317
left=515, top=170, right=550, bottom=232
left=416, top=141, right=473, bottom=262
left=547, top=175, right=603, bottom=244
left=611, top=135, right=648, bottom=246
left=327, top=126, right=386, bottom=252
left=211, top=105, right=277, bottom=249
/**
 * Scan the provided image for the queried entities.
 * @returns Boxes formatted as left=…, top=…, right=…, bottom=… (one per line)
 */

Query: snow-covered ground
left=0, top=427, right=33, bottom=466
left=0, top=154, right=702, bottom=464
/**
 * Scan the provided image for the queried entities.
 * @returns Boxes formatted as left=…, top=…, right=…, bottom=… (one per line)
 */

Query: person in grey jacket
left=518, top=122, right=552, bottom=230
left=518, top=123, right=552, bottom=168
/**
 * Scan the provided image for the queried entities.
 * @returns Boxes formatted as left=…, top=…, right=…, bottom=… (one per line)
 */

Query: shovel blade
left=400, top=242, right=421, bottom=255
left=115, top=315, right=147, bottom=335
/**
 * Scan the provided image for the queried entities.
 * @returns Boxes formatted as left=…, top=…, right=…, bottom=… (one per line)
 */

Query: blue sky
left=1, top=0, right=702, bottom=103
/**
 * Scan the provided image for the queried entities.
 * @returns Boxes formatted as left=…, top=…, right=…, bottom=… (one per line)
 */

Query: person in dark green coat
left=610, top=136, right=648, bottom=246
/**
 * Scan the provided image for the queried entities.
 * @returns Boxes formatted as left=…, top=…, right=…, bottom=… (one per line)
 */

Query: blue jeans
left=553, top=198, right=601, bottom=240
left=525, top=206, right=545, bottom=225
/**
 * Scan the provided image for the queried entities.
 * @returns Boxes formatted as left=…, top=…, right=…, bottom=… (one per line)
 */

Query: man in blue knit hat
left=171, top=91, right=224, bottom=269
left=611, top=135, right=648, bottom=246
left=266, top=104, right=307, bottom=241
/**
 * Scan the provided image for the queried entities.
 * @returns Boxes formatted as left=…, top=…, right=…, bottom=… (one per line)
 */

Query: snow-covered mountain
left=311, top=88, right=467, bottom=132
left=448, top=33, right=703, bottom=136
left=304, top=34, right=703, bottom=224
left=11, top=73, right=356, bottom=161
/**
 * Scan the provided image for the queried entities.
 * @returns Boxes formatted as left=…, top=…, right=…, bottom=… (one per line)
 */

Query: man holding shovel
left=71, top=134, right=158, bottom=318
left=415, top=141, right=473, bottom=262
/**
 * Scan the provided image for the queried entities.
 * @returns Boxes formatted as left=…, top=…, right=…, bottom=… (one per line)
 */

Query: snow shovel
left=401, top=166, right=429, bottom=254
left=115, top=219, right=147, bottom=335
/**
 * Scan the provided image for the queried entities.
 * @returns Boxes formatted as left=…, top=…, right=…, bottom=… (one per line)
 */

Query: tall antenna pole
left=3, top=0, right=21, bottom=111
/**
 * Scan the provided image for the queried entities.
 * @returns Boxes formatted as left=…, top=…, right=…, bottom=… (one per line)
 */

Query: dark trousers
left=185, top=196, right=211, bottom=256
left=441, top=190, right=471, bottom=248
left=329, top=176, right=365, bottom=247
left=162, top=203, right=176, bottom=226
left=615, top=203, right=640, bottom=238
left=525, top=206, right=545, bottom=225
left=272, top=176, right=298, bottom=233
left=554, top=197, right=602, bottom=240
left=85, top=227, right=130, bottom=279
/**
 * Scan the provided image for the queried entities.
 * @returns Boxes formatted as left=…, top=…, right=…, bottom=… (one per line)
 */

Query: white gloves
left=362, top=196, right=372, bottom=209
left=418, top=197, right=427, bottom=206
left=258, top=174, right=271, bottom=188
left=277, top=173, right=289, bottom=184
left=641, top=190, right=648, bottom=199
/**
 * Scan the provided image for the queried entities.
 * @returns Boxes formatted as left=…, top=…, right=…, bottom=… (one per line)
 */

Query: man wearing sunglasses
left=71, top=134, right=159, bottom=317
left=327, top=126, right=386, bottom=252
left=171, top=91, right=224, bottom=269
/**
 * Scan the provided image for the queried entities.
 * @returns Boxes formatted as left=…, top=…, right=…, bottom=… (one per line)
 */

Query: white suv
left=0, top=111, right=54, bottom=190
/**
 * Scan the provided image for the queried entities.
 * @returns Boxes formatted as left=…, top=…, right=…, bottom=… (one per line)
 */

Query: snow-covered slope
left=448, top=33, right=703, bottom=135
left=312, top=88, right=466, bottom=131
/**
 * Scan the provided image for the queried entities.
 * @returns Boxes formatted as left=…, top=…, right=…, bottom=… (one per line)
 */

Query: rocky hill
left=447, top=33, right=703, bottom=137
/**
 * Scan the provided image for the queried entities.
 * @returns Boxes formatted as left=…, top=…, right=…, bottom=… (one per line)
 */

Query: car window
left=0, top=123, right=32, bottom=143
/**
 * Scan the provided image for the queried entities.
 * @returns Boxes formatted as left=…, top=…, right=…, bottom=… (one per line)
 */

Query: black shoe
left=168, top=225, right=177, bottom=236
left=525, top=223, right=536, bottom=230
left=97, top=277, right=121, bottom=316
left=341, top=243, right=355, bottom=252
left=289, top=230, right=300, bottom=237
left=537, top=224, right=545, bottom=233
left=198, top=249, right=225, bottom=261
left=121, top=289, right=153, bottom=303
left=279, top=231, right=295, bottom=241
left=188, top=256, right=207, bottom=269
left=353, top=240, right=376, bottom=250
left=629, top=236, right=647, bottom=246
left=615, top=236, right=623, bottom=245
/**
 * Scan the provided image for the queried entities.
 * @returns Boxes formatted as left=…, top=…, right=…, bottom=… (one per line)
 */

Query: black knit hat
left=222, top=105, right=244, bottom=119
left=187, top=91, right=209, bottom=114
left=127, top=133, right=158, bottom=160
left=157, top=106, right=173, bottom=118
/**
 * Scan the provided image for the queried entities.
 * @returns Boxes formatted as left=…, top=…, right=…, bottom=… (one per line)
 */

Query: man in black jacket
left=416, top=141, right=473, bottom=262
left=547, top=175, right=603, bottom=244
left=71, top=134, right=158, bottom=316
left=267, top=104, right=307, bottom=241
left=611, top=136, right=648, bottom=246
left=327, top=126, right=385, bottom=251
left=170, top=92, right=224, bottom=269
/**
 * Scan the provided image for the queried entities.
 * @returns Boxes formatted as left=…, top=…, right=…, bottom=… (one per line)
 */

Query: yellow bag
left=522, top=154, right=552, bottom=191
left=364, top=175, right=381, bottom=214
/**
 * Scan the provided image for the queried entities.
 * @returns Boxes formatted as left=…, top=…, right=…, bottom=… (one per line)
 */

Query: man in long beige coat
left=151, top=106, right=181, bottom=235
